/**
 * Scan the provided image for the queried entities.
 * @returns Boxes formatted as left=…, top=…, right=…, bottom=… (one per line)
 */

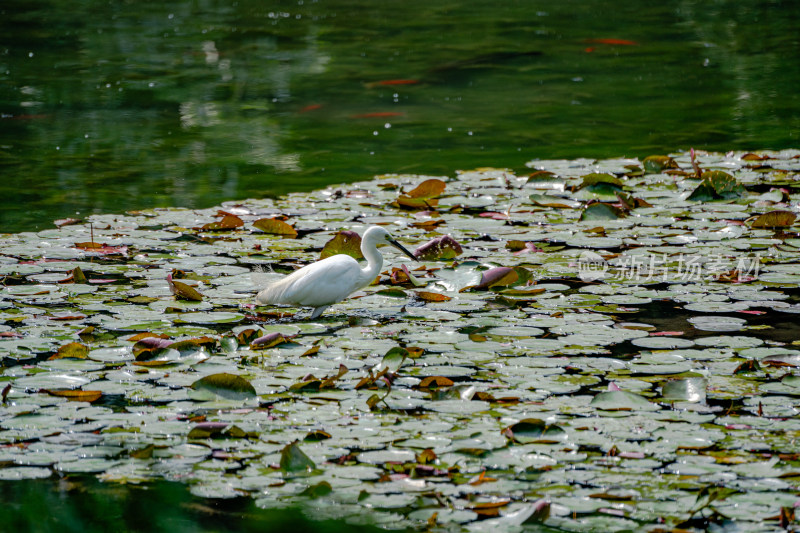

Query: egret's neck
left=360, top=240, right=384, bottom=284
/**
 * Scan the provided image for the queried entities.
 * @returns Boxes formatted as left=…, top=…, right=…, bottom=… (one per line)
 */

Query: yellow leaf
left=50, top=342, right=89, bottom=360
left=252, top=218, right=298, bottom=237
left=405, top=178, right=446, bottom=198
left=43, top=389, right=102, bottom=402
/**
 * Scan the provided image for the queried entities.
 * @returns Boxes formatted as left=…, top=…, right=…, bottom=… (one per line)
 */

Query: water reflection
left=0, top=0, right=798, bottom=232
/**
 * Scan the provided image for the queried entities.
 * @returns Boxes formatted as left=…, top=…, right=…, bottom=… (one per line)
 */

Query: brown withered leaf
left=201, top=214, right=244, bottom=231
left=415, top=291, right=452, bottom=302
left=42, top=389, right=102, bottom=402
left=417, top=376, right=454, bottom=389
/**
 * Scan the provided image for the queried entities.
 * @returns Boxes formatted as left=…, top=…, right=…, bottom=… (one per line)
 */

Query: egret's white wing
left=256, top=255, right=364, bottom=307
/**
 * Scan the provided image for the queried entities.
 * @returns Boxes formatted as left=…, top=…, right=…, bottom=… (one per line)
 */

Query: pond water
left=0, top=477, right=383, bottom=533
left=1, top=0, right=798, bottom=233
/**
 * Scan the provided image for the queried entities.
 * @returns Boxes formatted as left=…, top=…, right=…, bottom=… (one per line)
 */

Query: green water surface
left=1, top=0, right=798, bottom=232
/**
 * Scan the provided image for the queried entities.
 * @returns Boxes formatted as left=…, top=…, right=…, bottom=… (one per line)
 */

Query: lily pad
left=190, top=373, right=257, bottom=400
left=687, top=171, right=745, bottom=201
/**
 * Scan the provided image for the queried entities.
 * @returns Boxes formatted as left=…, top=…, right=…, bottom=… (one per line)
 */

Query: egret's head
left=364, top=226, right=416, bottom=261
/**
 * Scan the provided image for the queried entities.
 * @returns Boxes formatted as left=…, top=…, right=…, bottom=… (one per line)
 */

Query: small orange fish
left=365, top=79, right=420, bottom=89
left=350, top=112, right=405, bottom=119
left=585, top=38, right=639, bottom=46
left=299, top=104, right=323, bottom=113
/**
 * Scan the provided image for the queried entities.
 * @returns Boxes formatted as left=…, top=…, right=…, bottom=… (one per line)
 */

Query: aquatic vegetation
left=1, top=150, right=800, bottom=531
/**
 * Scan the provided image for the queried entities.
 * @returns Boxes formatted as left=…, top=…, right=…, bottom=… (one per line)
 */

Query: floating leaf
left=417, top=448, right=437, bottom=464
left=580, top=202, right=626, bottom=220
left=468, top=267, right=520, bottom=290
left=374, top=347, right=408, bottom=374
left=418, top=376, right=454, bottom=389
left=201, top=214, right=244, bottom=231
left=406, top=347, right=425, bottom=358
left=187, top=422, right=230, bottom=439
left=405, top=178, right=446, bottom=198
left=401, top=264, right=426, bottom=287
left=169, top=337, right=216, bottom=353
left=250, top=332, right=292, bottom=349
left=304, top=430, right=331, bottom=441
left=528, top=194, right=581, bottom=209
left=299, top=481, right=332, bottom=498
left=74, top=241, right=102, bottom=249
left=414, top=235, right=463, bottom=260
left=167, top=272, right=203, bottom=301
left=289, top=378, right=322, bottom=392
left=252, top=218, right=298, bottom=237
left=74, top=242, right=128, bottom=255
left=235, top=329, right=261, bottom=345
left=750, top=210, right=796, bottom=229
left=41, top=389, right=102, bottom=402
left=687, top=170, right=745, bottom=201
left=130, top=444, right=156, bottom=460
left=575, top=173, right=623, bottom=199
left=280, top=441, right=316, bottom=473
left=396, top=178, right=446, bottom=209
left=188, top=422, right=250, bottom=439
left=128, top=332, right=170, bottom=342
left=376, top=287, right=408, bottom=298
left=501, top=418, right=567, bottom=444
left=590, top=390, right=659, bottom=411
left=191, top=373, right=256, bottom=400
left=642, top=155, right=679, bottom=173
left=320, top=230, right=364, bottom=260
left=58, top=266, right=87, bottom=284
left=50, top=342, right=89, bottom=360
left=409, top=219, right=445, bottom=231
left=132, top=337, right=174, bottom=357
left=415, top=291, right=452, bottom=302
left=301, top=345, right=320, bottom=357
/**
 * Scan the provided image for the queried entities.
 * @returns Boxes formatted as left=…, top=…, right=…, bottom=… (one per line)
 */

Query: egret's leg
left=309, top=305, right=330, bottom=319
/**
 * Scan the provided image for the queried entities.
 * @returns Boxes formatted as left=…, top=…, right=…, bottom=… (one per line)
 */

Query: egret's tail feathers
left=255, top=279, right=291, bottom=305
left=255, top=288, right=271, bottom=305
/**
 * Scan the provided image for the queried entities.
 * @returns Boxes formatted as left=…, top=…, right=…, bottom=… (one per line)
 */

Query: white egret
left=255, top=226, right=416, bottom=319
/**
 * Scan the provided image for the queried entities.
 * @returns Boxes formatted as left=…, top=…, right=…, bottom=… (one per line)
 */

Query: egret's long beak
left=389, top=239, right=417, bottom=261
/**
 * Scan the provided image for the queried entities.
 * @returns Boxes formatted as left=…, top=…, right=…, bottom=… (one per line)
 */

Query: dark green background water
left=0, top=1, right=798, bottom=528
left=0, top=0, right=798, bottom=233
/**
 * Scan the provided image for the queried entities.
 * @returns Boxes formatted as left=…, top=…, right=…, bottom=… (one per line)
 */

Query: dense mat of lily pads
left=2, top=150, right=800, bottom=531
